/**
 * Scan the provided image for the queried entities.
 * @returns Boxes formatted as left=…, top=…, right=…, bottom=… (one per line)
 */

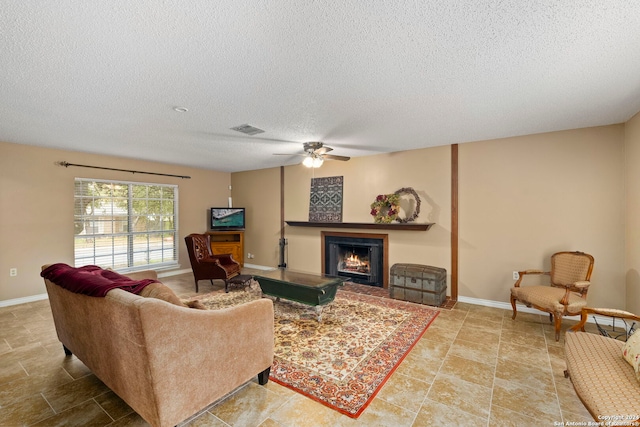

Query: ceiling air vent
left=230, top=124, right=265, bottom=136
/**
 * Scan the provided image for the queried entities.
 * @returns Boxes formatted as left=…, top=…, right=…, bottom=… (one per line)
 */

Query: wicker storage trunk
left=390, top=263, right=447, bottom=307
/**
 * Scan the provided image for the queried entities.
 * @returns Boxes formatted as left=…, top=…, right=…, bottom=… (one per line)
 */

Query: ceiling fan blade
left=275, top=142, right=349, bottom=164
left=315, top=146, right=333, bottom=155
left=323, top=154, right=350, bottom=161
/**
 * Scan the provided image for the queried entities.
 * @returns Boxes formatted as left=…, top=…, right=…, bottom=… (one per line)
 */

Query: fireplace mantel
left=285, top=221, right=434, bottom=231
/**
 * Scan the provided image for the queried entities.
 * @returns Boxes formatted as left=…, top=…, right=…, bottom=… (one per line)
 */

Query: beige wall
left=233, top=125, right=627, bottom=309
left=625, top=111, right=640, bottom=313
left=231, top=167, right=282, bottom=267
left=0, top=141, right=230, bottom=302
left=459, top=125, right=625, bottom=306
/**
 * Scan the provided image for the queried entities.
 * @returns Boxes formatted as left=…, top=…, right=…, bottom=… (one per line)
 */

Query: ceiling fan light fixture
left=302, top=154, right=324, bottom=168
left=303, top=155, right=315, bottom=168
left=312, top=156, right=324, bottom=168
left=279, top=141, right=345, bottom=168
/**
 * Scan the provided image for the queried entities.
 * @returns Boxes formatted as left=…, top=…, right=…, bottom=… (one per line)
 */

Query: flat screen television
left=210, top=207, right=245, bottom=230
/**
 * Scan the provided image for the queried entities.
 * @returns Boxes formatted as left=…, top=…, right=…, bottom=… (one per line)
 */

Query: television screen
left=210, top=208, right=245, bottom=230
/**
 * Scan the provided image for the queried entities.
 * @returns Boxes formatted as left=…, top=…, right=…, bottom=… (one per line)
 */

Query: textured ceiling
left=1, top=1, right=640, bottom=172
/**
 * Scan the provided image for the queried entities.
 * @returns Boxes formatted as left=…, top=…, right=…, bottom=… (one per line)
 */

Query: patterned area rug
left=188, top=286, right=439, bottom=418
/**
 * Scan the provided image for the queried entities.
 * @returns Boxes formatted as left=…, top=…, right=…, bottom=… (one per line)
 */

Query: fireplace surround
left=321, top=231, right=389, bottom=288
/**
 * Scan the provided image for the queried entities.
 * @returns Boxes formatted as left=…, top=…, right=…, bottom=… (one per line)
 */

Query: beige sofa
left=564, top=307, right=640, bottom=423
left=42, top=265, right=274, bottom=427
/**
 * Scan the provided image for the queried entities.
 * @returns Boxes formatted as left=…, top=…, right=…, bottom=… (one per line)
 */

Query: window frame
left=73, top=177, right=179, bottom=272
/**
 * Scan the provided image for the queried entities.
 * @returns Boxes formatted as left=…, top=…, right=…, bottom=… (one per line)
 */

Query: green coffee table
left=253, top=269, right=344, bottom=321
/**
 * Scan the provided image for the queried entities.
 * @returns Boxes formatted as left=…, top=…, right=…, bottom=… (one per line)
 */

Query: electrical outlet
left=10, top=268, right=17, bottom=277
left=512, top=271, right=519, bottom=280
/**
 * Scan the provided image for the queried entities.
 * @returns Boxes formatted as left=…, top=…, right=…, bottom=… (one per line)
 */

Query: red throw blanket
left=41, top=263, right=158, bottom=297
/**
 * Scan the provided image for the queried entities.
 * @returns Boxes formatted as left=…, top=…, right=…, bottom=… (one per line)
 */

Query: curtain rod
left=55, top=161, right=191, bottom=179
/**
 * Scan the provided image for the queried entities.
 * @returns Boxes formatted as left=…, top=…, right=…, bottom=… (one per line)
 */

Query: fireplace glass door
left=325, top=236, right=383, bottom=287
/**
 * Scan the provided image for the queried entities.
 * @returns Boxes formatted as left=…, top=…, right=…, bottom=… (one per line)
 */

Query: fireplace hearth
left=323, top=232, right=387, bottom=287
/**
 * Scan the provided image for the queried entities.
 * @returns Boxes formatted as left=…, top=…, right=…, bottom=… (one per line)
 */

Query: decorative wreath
left=370, top=193, right=400, bottom=224
left=394, top=187, right=421, bottom=223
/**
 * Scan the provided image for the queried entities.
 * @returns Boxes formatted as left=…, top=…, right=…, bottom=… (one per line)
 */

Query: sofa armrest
left=134, top=298, right=274, bottom=426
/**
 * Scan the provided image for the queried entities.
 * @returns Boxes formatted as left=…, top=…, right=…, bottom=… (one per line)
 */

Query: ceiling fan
left=275, top=142, right=351, bottom=168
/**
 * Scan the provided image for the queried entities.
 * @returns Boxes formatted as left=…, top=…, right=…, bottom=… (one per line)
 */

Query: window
left=74, top=178, right=178, bottom=271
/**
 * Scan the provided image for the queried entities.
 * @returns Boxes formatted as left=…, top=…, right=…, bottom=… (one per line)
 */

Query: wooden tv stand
left=206, top=230, right=244, bottom=267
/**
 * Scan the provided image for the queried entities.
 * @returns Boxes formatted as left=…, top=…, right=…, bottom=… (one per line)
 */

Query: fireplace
left=322, top=232, right=388, bottom=287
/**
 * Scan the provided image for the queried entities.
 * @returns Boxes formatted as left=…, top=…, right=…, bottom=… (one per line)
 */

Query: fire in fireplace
left=338, top=249, right=370, bottom=275
left=324, top=233, right=385, bottom=287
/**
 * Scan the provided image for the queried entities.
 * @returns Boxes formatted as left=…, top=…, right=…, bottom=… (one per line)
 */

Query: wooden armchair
left=185, top=233, right=241, bottom=292
left=510, top=251, right=594, bottom=341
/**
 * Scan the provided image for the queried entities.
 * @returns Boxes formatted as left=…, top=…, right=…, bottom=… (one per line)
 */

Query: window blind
left=74, top=178, right=178, bottom=271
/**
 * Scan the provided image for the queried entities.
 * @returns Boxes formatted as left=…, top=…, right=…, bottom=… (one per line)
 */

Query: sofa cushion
left=138, top=282, right=185, bottom=306
left=565, top=332, right=639, bottom=417
left=622, top=331, right=640, bottom=382
left=138, top=282, right=205, bottom=309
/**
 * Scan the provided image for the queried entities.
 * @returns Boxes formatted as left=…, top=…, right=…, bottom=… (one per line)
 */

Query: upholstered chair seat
left=511, top=285, right=589, bottom=313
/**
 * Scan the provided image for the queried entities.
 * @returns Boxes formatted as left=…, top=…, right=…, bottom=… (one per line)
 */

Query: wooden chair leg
left=553, top=313, right=562, bottom=341
left=510, top=295, right=518, bottom=320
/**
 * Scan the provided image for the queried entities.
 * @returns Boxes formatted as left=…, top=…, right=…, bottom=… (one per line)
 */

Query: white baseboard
left=457, top=295, right=629, bottom=330
left=156, top=268, right=192, bottom=278
left=243, top=263, right=277, bottom=271
left=0, top=293, right=49, bottom=308
left=457, top=295, right=523, bottom=312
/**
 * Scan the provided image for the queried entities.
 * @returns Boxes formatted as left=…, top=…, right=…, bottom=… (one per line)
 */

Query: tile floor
left=0, top=270, right=597, bottom=426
